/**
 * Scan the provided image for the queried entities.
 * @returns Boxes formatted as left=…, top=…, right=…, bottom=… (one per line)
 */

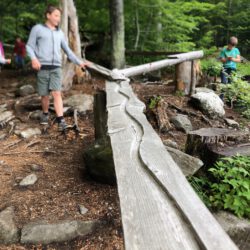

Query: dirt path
left=0, top=69, right=123, bottom=250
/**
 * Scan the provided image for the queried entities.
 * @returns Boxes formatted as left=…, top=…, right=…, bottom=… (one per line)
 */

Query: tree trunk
left=110, top=0, right=125, bottom=69
left=60, top=0, right=84, bottom=90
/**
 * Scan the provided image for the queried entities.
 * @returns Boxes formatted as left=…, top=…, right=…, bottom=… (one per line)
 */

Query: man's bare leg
left=51, top=91, right=63, bottom=117
left=41, top=95, right=50, bottom=113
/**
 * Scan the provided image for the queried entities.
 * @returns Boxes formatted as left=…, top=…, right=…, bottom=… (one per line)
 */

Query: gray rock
left=79, top=205, right=88, bottom=215
left=225, top=118, right=239, bottom=128
left=0, top=207, right=19, bottom=244
left=170, top=114, right=193, bottom=133
left=214, top=211, right=250, bottom=250
left=0, top=133, right=7, bottom=140
left=191, top=92, right=225, bottom=118
left=29, top=110, right=42, bottom=121
left=20, top=128, right=41, bottom=139
left=195, top=87, right=215, bottom=94
left=18, top=85, right=35, bottom=97
left=21, top=220, right=98, bottom=244
left=165, top=146, right=203, bottom=176
left=19, top=174, right=38, bottom=187
left=0, top=104, right=7, bottom=113
left=30, top=164, right=43, bottom=172
left=163, top=139, right=179, bottom=149
left=0, top=111, right=14, bottom=123
left=64, top=94, right=94, bottom=113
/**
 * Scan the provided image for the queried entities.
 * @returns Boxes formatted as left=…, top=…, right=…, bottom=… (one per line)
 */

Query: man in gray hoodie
left=26, top=5, right=89, bottom=131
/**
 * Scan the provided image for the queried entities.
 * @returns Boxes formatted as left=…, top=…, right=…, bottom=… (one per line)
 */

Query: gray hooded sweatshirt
left=26, top=24, right=82, bottom=66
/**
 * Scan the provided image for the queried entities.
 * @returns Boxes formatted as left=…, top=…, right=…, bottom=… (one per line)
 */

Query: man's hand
left=80, top=61, right=92, bottom=69
left=31, top=58, right=41, bottom=71
left=5, top=59, right=11, bottom=64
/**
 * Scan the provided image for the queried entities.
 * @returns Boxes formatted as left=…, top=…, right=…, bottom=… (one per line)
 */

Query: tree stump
left=185, top=128, right=249, bottom=166
left=152, top=98, right=172, bottom=133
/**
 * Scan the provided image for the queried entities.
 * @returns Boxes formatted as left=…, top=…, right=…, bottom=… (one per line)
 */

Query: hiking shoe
left=58, top=119, right=69, bottom=132
left=40, top=113, right=49, bottom=125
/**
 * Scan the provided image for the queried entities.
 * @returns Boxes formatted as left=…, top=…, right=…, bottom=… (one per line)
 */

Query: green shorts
left=37, top=67, right=62, bottom=96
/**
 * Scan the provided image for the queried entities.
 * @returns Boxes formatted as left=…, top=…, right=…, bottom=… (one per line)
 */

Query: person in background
left=0, top=40, right=11, bottom=65
left=26, top=5, right=90, bottom=131
left=13, top=37, right=26, bottom=69
left=219, top=36, right=241, bottom=84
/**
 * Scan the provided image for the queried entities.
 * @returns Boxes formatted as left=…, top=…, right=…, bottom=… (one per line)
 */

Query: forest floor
left=0, top=69, right=123, bottom=250
left=0, top=69, right=249, bottom=250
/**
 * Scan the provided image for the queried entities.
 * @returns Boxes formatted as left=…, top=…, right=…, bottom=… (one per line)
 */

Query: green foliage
left=201, top=58, right=222, bottom=76
left=209, top=156, right=250, bottom=218
left=187, top=176, right=211, bottom=208
left=220, top=73, right=250, bottom=118
left=238, top=63, right=250, bottom=76
left=189, top=155, right=250, bottom=219
left=149, top=95, right=162, bottom=109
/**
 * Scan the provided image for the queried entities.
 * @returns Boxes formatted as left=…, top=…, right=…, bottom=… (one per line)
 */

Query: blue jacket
left=26, top=24, right=82, bottom=66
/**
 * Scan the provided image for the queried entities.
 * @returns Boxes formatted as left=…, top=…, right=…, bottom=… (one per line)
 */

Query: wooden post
left=94, top=90, right=108, bottom=143
left=175, top=60, right=198, bottom=95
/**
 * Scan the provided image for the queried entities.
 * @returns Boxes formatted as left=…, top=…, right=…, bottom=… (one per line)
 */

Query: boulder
left=190, top=92, right=225, bottom=118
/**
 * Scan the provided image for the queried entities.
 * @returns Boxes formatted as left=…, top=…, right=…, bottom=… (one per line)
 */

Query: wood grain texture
left=106, top=79, right=238, bottom=250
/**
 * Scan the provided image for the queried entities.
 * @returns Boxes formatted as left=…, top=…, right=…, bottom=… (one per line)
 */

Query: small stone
left=0, top=134, right=7, bottom=140
left=29, top=110, right=42, bottom=121
left=163, top=139, right=179, bottom=149
left=30, top=164, right=43, bottom=172
left=20, top=128, right=41, bottom=139
left=18, top=85, right=35, bottom=97
left=224, top=118, right=239, bottom=128
left=79, top=205, right=88, bottom=215
left=170, top=114, right=193, bottom=133
left=0, top=160, right=5, bottom=165
left=19, top=174, right=38, bottom=187
left=0, top=207, right=19, bottom=244
left=0, top=111, right=14, bottom=123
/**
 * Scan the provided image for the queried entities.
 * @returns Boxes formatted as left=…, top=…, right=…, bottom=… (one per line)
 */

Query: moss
left=83, top=143, right=116, bottom=185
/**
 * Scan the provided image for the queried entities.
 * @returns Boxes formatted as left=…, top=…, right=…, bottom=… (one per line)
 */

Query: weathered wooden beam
left=106, top=79, right=238, bottom=250
left=119, top=51, right=203, bottom=77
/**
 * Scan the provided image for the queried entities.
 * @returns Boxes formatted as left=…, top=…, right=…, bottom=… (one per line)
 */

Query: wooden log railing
left=85, top=51, right=238, bottom=250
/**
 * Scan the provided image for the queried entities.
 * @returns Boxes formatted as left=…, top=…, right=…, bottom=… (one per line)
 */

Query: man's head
left=16, top=37, right=22, bottom=43
left=228, top=36, right=238, bottom=47
left=45, top=5, right=62, bottom=27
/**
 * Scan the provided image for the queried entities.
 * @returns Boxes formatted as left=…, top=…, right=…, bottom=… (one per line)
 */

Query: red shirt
left=14, top=41, right=26, bottom=57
